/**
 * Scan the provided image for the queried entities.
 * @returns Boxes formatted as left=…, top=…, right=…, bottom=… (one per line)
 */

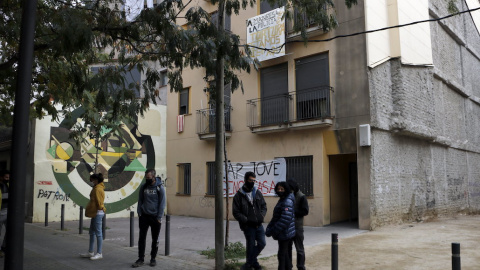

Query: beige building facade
left=166, top=0, right=370, bottom=228
left=167, top=0, right=480, bottom=230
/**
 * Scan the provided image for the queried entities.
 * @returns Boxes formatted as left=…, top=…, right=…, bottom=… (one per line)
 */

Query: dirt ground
left=260, top=215, right=480, bottom=270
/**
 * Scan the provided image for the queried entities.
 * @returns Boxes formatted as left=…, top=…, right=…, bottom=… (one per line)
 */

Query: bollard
left=102, top=214, right=106, bottom=240
left=61, top=204, right=65, bottom=230
left=130, top=211, right=135, bottom=247
left=45, top=203, right=48, bottom=227
left=165, top=215, right=170, bottom=256
left=452, top=243, right=461, bottom=270
left=79, top=206, right=84, bottom=234
left=332, top=233, right=338, bottom=270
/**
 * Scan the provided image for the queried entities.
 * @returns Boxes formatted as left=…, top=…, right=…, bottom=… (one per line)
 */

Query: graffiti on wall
left=44, top=108, right=157, bottom=213
left=37, top=189, right=71, bottom=202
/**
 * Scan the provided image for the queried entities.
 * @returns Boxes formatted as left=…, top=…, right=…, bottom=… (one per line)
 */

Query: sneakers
left=90, top=253, right=103, bottom=260
left=79, top=251, right=94, bottom=258
left=132, top=259, right=144, bottom=268
left=150, top=259, right=156, bottom=266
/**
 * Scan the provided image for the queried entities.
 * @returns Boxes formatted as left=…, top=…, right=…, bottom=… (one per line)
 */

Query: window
left=211, top=11, right=231, bottom=32
left=260, top=63, right=289, bottom=125
left=179, top=88, right=189, bottom=115
left=208, top=82, right=232, bottom=132
left=260, top=0, right=279, bottom=14
left=206, top=162, right=215, bottom=195
left=160, top=70, right=168, bottom=87
left=295, top=53, right=330, bottom=119
left=177, top=163, right=191, bottom=195
left=285, top=156, right=313, bottom=196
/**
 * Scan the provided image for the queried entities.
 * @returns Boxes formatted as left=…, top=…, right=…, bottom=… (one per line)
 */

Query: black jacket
left=232, top=186, right=267, bottom=230
left=293, top=190, right=309, bottom=229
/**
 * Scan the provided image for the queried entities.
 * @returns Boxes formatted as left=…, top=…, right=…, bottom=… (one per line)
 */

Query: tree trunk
left=224, top=131, right=229, bottom=248
left=214, top=0, right=226, bottom=268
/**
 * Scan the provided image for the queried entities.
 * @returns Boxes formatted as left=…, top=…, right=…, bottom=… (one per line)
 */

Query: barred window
left=206, top=162, right=215, bottom=195
left=177, top=163, right=191, bottom=195
left=284, top=156, right=313, bottom=196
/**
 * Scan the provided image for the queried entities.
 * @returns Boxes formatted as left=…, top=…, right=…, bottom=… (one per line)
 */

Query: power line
left=244, top=6, right=480, bottom=53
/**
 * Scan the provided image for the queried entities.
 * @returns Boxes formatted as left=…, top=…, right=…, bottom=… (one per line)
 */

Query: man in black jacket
left=287, top=179, right=309, bottom=270
left=233, top=172, right=267, bottom=270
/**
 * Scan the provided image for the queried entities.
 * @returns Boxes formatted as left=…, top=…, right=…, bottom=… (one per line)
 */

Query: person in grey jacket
left=132, top=169, right=166, bottom=268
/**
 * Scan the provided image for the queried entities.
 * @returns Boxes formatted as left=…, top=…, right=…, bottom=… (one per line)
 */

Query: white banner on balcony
left=246, top=7, right=285, bottom=62
left=223, top=158, right=286, bottom=197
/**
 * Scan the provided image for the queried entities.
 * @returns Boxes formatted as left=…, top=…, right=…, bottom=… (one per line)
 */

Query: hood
left=145, top=177, right=162, bottom=188
left=155, top=177, right=163, bottom=187
left=95, top=182, right=105, bottom=190
left=239, top=185, right=257, bottom=196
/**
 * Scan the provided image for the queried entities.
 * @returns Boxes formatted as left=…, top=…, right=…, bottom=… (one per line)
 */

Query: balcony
left=196, top=107, right=232, bottom=140
left=286, top=8, right=331, bottom=40
left=246, top=86, right=333, bottom=133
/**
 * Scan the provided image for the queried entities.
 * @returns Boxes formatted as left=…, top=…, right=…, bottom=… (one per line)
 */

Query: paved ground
left=261, top=214, right=480, bottom=270
left=0, top=214, right=479, bottom=269
left=0, top=215, right=364, bottom=270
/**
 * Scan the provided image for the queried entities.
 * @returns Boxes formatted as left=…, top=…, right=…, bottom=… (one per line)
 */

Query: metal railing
left=286, top=7, right=333, bottom=37
left=246, top=86, right=333, bottom=128
left=196, top=106, right=232, bottom=135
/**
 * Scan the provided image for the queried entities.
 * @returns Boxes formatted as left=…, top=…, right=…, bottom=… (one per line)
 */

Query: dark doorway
left=329, top=154, right=358, bottom=226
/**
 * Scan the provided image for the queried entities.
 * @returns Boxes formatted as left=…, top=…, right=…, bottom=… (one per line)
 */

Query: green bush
left=200, top=241, right=246, bottom=260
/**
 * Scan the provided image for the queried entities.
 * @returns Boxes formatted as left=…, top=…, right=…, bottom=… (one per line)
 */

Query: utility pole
left=214, top=0, right=226, bottom=268
left=5, top=0, right=38, bottom=269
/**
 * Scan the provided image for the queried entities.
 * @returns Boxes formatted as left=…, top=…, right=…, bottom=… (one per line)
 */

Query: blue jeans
left=243, top=225, right=266, bottom=267
left=88, top=212, right=104, bottom=254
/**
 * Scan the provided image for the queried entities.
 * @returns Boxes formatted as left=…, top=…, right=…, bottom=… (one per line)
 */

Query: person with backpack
left=132, top=169, right=166, bottom=268
left=80, top=173, right=106, bottom=260
left=287, top=179, right=309, bottom=270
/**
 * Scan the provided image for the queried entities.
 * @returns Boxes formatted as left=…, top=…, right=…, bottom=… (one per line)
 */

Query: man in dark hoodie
left=287, top=179, right=309, bottom=270
left=132, top=169, right=166, bottom=268
left=233, top=171, right=267, bottom=270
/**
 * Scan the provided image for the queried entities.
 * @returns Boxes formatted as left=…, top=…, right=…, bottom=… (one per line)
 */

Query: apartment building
left=166, top=0, right=480, bottom=229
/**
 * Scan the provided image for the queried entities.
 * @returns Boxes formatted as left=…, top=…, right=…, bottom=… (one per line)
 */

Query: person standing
left=80, top=173, right=106, bottom=260
left=233, top=171, right=267, bottom=270
left=287, top=179, right=309, bottom=270
left=0, top=170, right=9, bottom=258
left=132, top=169, right=166, bottom=268
left=266, top=181, right=295, bottom=270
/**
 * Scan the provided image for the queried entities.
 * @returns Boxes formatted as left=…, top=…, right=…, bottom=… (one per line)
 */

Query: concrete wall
left=367, top=0, right=480, bottom=228
left=32, top=104, right=166, bottom=222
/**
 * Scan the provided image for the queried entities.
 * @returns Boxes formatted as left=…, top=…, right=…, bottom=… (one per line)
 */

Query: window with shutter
left=179, top=88, right=189, bottom=115
left=295, top=53, right=330, bottom=119
left=260, top=63, right=289, bottom=125
left=178, top=163, right=191, bottom=195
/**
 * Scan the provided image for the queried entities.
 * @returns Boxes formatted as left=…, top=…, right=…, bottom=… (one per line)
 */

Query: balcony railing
left=286, top=8, right=332, bottom=40
left=196, top=106, right=232, bottom=139
left=247, top=86, right=333, bottom=131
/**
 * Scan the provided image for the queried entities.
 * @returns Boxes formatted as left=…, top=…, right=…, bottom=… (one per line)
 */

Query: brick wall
left=367, top=0, right=480, bottom=228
